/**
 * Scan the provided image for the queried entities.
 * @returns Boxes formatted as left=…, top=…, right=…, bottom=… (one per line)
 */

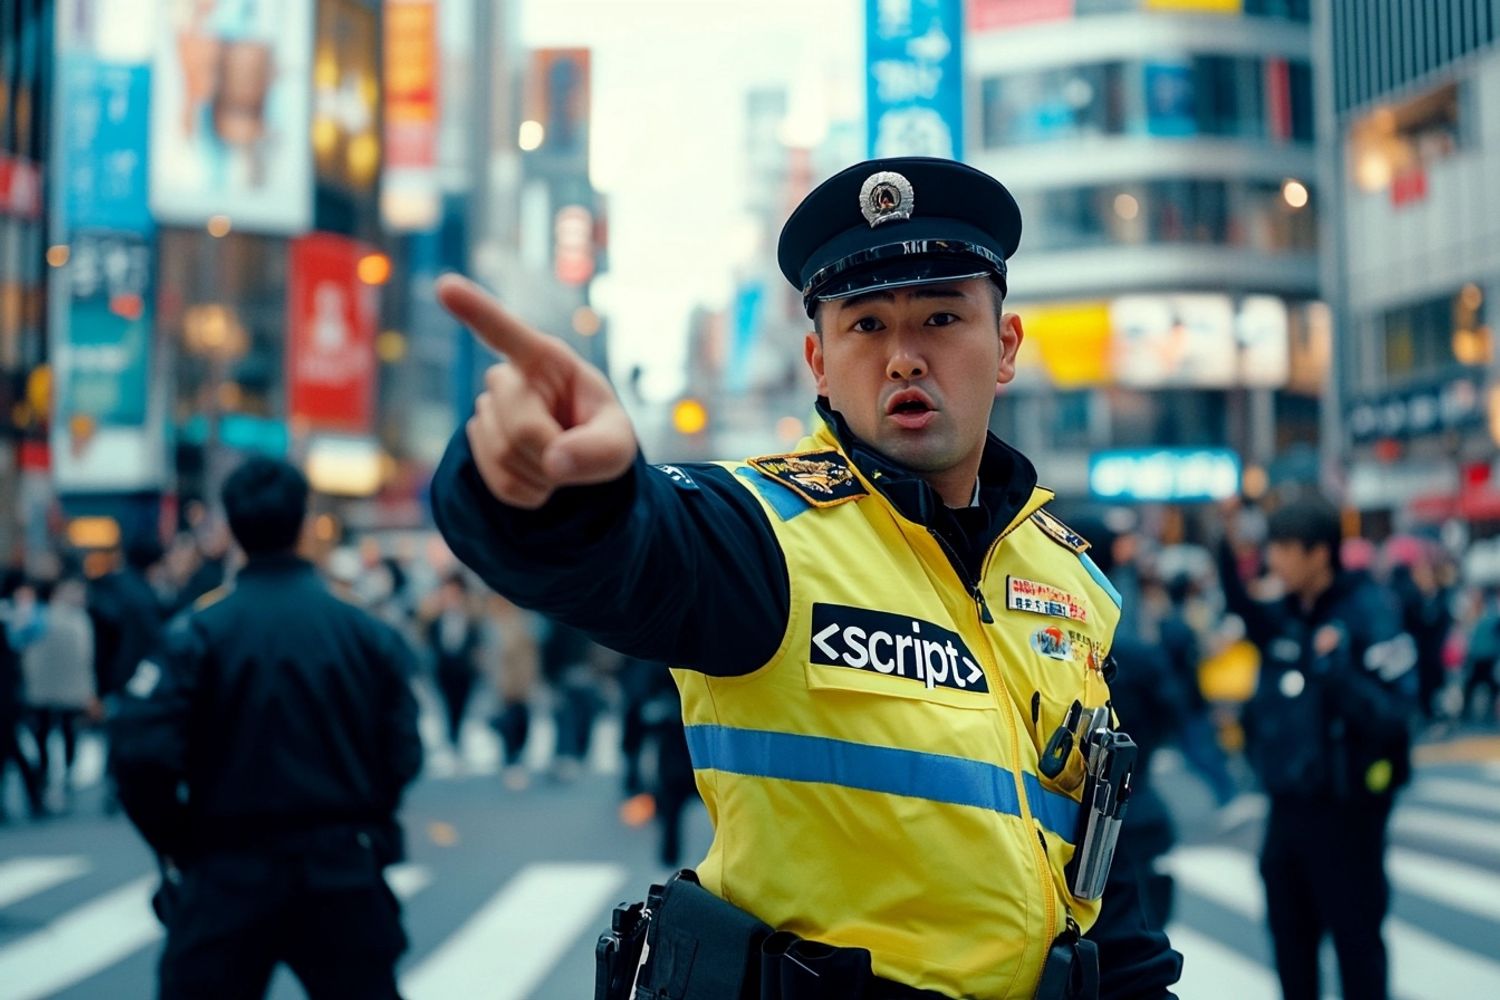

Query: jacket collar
left=238, top=552, right=316, bottom=578
left=810, top=398, right=1047, bottom=539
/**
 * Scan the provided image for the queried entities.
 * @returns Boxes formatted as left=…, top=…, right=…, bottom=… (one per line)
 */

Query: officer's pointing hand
left=437, top=274, right=637, bottom=510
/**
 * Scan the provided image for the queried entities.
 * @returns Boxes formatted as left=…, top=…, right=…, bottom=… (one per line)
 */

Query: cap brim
left=813, top=256, right=996, bottom=304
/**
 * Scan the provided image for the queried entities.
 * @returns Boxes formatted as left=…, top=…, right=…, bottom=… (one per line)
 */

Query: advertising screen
left=149, top=0, right=314, bottom=233
left=60, top=57, right=153, bottom=234
left=1090, top=448, right=1242, bottom=503
left=967, top=0, right=1074, bottom=32
left=865, top=0, right=964, bottom=159
left=286, top=232, right=377, bottom=434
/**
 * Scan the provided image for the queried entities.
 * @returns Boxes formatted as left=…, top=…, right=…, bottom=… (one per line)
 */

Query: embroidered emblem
left=747, top=450, right=868, bottom=507
left=1030, top=509, right=1091, bottom=554
left=1030, top=626, right=1074, bottom=662
left=859, top=171, right=915, bottom=227
left=1007, top=576, right=1090, bottom=623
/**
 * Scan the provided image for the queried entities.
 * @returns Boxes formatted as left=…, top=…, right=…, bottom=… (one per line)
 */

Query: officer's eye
left=851, top=316, right=885, bottom=333
left=926, top=312, right=960, bottom=327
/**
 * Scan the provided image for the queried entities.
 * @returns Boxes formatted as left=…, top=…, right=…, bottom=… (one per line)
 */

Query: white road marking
left=0, top=875, right=160, bottom=1000
left=400, top=862, right=628, bottom=1000
left=1387, top=848, right=1500, bottom=923
left=1164, top=846, right=1500, bottom=1000
left=0, top=857, right=90, bottom=910
left=1167, top=924, right=1280, bottom=1000
left=1407, top=776, right=1500, bottom=816
left=1393, top=807, right=1500, bottom=855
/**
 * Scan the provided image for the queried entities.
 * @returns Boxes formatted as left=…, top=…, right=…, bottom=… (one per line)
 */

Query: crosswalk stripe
left=1165, top=846, right=1500, bottom=999
left=0, top=857, right=90, bottom=910
left=1409, top=777, right=1500, bottom=816
left=400, top=862, right=627, bottom=1000
left=1393, top=807, right=1500, bottom=855
left=1166, top=924, right=1280, bottom=1000
left=0, top=875, right=159, bottom=1000
left=1387, top=848, right=1500, bottom=924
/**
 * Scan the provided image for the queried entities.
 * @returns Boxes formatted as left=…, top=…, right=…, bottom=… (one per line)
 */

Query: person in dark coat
left=0, top=571, right=46, bottom=821
left=110, top=458, right=423, bottom=1000
left=426, top=573, right=484, bottom=753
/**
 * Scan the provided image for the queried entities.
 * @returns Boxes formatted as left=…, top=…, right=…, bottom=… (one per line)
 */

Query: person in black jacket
left=110, top=458, right=423, bottom=1000
left=1218, top=496, right=1417, bottom=1000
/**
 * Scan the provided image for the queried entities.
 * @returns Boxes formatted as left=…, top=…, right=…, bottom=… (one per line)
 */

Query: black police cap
left=777, top=156, right=1022, bottom=318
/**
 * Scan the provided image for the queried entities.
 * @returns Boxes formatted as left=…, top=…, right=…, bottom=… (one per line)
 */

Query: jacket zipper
left=930, top=526, right=1061, bottom=971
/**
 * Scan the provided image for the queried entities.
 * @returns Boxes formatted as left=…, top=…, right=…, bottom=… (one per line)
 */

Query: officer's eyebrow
left=840, top=285, right=970, bottom=310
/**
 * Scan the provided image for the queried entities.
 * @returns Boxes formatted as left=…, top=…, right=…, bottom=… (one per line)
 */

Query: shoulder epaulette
left=745, top=449, right=868, bottom=508
left=193, top=584, right=231, bottom=612
left=1030, top=509, right=1091, bottom=554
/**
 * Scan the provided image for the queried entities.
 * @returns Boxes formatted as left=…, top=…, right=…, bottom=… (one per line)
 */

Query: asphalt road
left=2, top=716, right=1498, bottom=999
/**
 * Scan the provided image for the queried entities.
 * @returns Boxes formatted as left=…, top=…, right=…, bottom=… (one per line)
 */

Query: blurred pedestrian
left=109, top=457, right=422, bottom=1000
left=1157, top=574, right=1239, bottom=808
left=0, top=571, right=46, bottom=822
left=485, top=596, right=538, bottom=791
left=425, top=573, right=483, bottom=754
left=1461, top=587, right=1500, bottom=724
left=540, top=619, right=600, bottom=782
left=1219, top=495, right=1418, bottom=1000
left=21, top=574, right=96, bottom=807
left=1390, top=552, right=1453, bottom=722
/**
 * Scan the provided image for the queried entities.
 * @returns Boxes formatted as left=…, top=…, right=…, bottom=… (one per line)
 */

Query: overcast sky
left=522, top=0, right=862, bottom=399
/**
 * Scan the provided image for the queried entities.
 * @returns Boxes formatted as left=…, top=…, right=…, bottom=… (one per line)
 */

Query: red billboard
left=286, top=233, right=377, bottom=434
left=967, top=0, right=1074, bottom=32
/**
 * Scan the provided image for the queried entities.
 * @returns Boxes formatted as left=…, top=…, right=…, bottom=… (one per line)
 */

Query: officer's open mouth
left=886, top=390, right=934, bottom=415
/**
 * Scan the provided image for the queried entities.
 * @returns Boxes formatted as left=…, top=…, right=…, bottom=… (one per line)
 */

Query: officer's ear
left=996, top=312, right=1024, bottom=387
left=804, top=328, right=829, bottom=396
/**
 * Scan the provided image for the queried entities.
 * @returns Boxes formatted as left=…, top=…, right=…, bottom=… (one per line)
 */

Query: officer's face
left=805, top=278, right=1022, bottom=477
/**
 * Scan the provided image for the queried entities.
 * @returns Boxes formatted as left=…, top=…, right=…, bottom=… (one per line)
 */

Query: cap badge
left=859, top=171, right=914, bottom=228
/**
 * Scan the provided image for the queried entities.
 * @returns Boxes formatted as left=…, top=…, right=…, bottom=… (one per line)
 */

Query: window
left=1381, top=285, right=1490, bottom=382
left=980, top=56, right=1314, bottom=149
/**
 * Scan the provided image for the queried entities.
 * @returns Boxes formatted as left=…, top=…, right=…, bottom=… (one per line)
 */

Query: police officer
left=110, top=458, right=422, bottom=1000
left=1218, top=495, right=1417, bottom=1000
left=431, top=157, right=1180, bottom=998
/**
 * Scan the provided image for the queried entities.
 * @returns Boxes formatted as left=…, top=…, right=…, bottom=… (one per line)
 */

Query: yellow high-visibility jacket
left=674, top=422, right=1121, bottom=999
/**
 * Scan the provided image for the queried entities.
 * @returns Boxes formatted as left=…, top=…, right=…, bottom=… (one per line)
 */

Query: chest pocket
left=1010, top=616, right=1111, bottom=798
left=802, top=602, right=997, bottom=712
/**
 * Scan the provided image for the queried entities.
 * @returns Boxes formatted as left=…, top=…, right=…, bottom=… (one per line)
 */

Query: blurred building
left=1318, top=0, right=1500, bottom=537
left=967, top=0, right=1326, bottom=516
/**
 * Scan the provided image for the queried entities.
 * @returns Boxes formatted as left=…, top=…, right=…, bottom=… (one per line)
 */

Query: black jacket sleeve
left=108, top=616, right=203, bottom=859
left=1332, top=585, right=1420, bottom=745
left=429, top=428, right=791, bottom=676
left=377, top=623, right=423, bottom=803
left=1091, top=852, right=1183, bottom=1000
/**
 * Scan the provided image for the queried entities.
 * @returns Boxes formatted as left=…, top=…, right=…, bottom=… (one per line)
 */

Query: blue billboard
left=56, top=231, right=154, bottom=428
left=60, top=56, right=153, bottom=234
left=865, top=0, right=964, bottom=159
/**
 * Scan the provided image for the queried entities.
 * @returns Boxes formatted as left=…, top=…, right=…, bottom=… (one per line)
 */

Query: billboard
left=526, top=49, right=592, bottom=166
left=865, top=0, right=964, bottom=159
left=1144, top=0, right=1241, bottom=11
left=1111, top=295, right=1237, bottom=387
left=286, top=233, right=377, bottom=434
left=967, top=0, right=1074, bottom=32
left=383, top=0, right=440, bottom=230
left=313, top=0, right=381, bottom=197
left=49, top=230, right=166, bottom=492
left=149, top=0, right=314, bottom=233
left=59, top=57, right=153, bottom=234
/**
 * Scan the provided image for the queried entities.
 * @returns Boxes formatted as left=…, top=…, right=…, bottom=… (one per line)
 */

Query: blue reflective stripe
left=1079, top=553, right=1123, bottom=610
left=1023, top=772, right=1081, bottom=845
left=734, top=467, right=810, bottom=521
left=685, top=725, right=1077, bottom=843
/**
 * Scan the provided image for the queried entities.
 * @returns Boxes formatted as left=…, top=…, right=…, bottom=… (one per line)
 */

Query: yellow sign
left=1144, top=0, right=1241, bottom=12
left=1018, top=301, right=1112, bottom=388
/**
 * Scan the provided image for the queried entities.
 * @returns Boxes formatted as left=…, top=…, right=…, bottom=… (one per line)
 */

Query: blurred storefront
left=1318, top=0, right=1500, bottom=537
left=967, top=1, right=1324, bottom=519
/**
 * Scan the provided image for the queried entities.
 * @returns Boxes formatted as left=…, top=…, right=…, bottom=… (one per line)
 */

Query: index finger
left=436, top=273, right=558, bottom=370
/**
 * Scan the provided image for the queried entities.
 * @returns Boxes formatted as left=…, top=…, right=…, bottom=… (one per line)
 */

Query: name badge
left=1006, top=576, right=1090, bottom=624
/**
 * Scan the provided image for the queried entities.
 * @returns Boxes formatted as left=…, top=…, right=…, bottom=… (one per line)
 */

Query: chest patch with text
left=809, top=603, right=989, bottom=694
left=1006, top=577, right=1090, bottom=623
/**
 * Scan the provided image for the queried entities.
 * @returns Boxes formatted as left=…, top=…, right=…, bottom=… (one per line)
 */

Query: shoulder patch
left=746, top=450, right=868, bottom=508
left=1030, top=509, right=1091, bottom=554
left=652, top=464, right=700, bottom=491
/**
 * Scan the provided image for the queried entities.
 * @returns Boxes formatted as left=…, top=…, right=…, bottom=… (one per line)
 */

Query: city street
left=2, top=712, right=1498, bottom=999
